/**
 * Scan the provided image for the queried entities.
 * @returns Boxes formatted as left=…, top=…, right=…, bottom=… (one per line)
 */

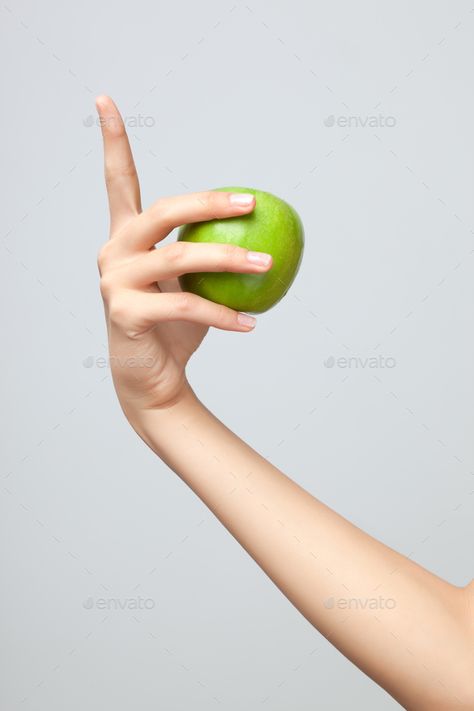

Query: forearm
left=128, top=386, right=473, bottom=710
left=95, top=95, right=472, bottom=709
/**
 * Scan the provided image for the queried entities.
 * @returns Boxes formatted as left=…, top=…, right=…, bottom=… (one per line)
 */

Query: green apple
left=177, top=187, right=304, bottom=314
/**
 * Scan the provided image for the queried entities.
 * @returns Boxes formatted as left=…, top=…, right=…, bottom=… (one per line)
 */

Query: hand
left=95, top=96, right=273, bottom=414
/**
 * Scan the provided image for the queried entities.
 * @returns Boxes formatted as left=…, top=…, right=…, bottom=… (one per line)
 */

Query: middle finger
left=115, top=190, right=256, bottom=252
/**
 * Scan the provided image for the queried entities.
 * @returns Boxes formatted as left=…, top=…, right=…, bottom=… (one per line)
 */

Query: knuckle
left=223, top=242, right=236, bottom=257
left=214, top=302, right=230, bottom=325
left=96, top=242, right=115, bottom=272
left=107, top=293, right=131, bottom=326
left=200, top=191, right=221, bottom=218
left=104, top=161, right=138, bottom=185
left=177, top=291, right=194, bottom=313
left=224, top=242, right=240, bottom=260
left=96, top=246, right=108, bottom=273
left=217, top=243, right=240, bottom=271
left=151, top=197, right=173, bottom=229
left=99, top=273, right=115, bottom=299
left=165, top=241, right=188, bottom=264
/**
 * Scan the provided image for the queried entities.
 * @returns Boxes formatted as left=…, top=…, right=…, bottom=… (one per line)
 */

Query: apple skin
left=177, top=187, right=304, bottom=314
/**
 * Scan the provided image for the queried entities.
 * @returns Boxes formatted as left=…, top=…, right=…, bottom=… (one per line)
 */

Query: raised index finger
left=95, top=95, right=142, bottom=233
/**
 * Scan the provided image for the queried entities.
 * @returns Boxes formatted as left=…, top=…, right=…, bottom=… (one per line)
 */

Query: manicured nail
left=229, top=193, right=255, bottom=206
left=247, top=250, right=272, bottom=267
left=237, top=312, right=257, bottom=329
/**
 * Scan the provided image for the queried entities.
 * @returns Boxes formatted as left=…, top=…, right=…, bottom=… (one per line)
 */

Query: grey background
left=1, top=0, right=473, bottom=709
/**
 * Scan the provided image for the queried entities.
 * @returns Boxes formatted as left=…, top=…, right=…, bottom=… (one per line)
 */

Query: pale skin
left=95, top=95, right=474, bottom=710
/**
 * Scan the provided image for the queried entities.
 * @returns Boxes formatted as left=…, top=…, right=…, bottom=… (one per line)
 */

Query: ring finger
left=114, top=241, right=273, bottom=287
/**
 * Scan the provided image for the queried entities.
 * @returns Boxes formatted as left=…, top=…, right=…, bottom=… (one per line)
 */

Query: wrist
left=121, top=381, right=206, bottom=453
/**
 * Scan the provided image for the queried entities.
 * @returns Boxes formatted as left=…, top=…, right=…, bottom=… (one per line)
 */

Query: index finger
left=95, top=95, right=142, bottom=233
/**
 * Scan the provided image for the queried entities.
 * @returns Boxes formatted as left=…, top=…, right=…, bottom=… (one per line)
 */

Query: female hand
left=95, top=96, right=273, bottom=414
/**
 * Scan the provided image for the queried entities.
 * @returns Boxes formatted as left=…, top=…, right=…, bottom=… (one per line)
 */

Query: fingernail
left=247, top=251, right=272, bottom=267
left=237, top=312, right=257, bottom=329
left=229, top=193, right=255, bottom=206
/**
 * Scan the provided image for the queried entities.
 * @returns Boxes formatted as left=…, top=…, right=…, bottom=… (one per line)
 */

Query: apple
left=177, top=187, right=304, bottom=314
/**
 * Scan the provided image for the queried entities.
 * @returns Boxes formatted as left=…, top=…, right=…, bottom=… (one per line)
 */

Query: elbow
left=434, top=581, right=474, bottom=710
left=407, top=581, right=474, bottom=711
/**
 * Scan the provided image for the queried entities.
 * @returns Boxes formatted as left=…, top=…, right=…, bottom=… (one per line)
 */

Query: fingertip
left=95, top=95, right=111, bottom=112
left=229, top=193, right=256, bottom=209
left=95, top=96, right=126, bottom=137
left=246, top=250, right=273, bottom=269
left=237, top=312, right=257, bottom=330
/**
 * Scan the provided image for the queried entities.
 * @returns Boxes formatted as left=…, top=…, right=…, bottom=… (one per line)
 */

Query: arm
left=132, top=389, right=473, bottom=710
left=95, top=96, right=474, bottom=711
